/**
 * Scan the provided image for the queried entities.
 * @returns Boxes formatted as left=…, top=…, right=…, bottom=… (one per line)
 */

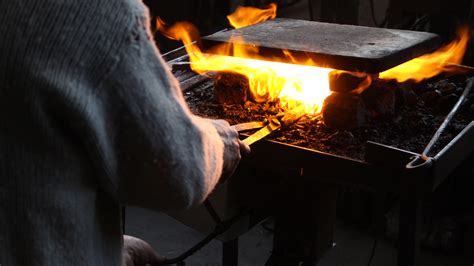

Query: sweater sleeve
left=90, top=9, right=228, bottom=210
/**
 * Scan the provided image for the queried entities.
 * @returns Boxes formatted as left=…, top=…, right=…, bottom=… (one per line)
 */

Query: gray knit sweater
left=0, top=0, right=231, bottom=265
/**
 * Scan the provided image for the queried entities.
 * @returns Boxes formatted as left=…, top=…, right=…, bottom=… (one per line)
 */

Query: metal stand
left=223, top=238, right=239, bottom=266
left=121, top=205, right=126, bottom=234
left=266, top=182, right=338, bottom=266
left=397, top=157, right=432, bottom=266
left=398, top=182, right=423, bottom=266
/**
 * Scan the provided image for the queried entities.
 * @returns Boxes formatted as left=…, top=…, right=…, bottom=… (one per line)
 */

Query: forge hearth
left=190, top=18, right=470, bottom=147
left=171, top=60, right=474, bottom=265
left=177, top=19, right=471, bottom=158
left=184, top=72, right=473, bottom=160
left=164, top=18, right=474, bottom=266
left=170, top=55, right=474, bottom=265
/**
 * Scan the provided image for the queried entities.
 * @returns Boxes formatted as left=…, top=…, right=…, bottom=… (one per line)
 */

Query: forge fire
left=158, top=2, right=474, bottom=266
left=159, top=4, right=469, bottom=119
left=161, top=4, right=474, bottom=161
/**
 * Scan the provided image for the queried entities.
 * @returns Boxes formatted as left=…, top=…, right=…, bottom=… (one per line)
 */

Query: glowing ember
left=380, top=27, right=470, bottom=82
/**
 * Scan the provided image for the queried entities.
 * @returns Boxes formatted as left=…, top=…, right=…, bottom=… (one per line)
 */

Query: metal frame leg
left=266, top=182, right=338, bottom=266
left=121, top=205, right=126, bottom=234
left=398, top=184, right=423, bottom=266
left=223, top=238, right=239, bottom=266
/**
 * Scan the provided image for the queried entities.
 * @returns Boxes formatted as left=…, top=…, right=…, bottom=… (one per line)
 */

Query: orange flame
left=380, top=27, right=470, bottom=82
left=157, top=4, right=332, bottom=114
left=159, top=4, right=471, bottom=115
left=227, top=3, right=277, bottom=29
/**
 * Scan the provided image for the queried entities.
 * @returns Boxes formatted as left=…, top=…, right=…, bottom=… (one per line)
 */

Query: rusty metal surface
left=202, top=19, right=441, bottom=73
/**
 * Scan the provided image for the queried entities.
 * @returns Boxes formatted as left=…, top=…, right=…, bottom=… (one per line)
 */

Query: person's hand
left=122, top=235, right=166, bottom=266
left=210, top=119, right=250, bottom=181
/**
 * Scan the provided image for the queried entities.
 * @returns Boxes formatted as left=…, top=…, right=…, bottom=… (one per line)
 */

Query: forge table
left=161, top=32, right=474, bottom=266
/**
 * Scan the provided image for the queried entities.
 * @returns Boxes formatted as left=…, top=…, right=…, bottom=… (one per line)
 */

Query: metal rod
left=168, top=54, right=190, bottom=65
left=179, top=74, right=211, bottom=92
left=445, top=62, right=474, bottom=73
left=171, top=61, right=192, bottom=71
left=170, top=61, right=208, bottom=70
left=421, top=77, right=474, bottom=159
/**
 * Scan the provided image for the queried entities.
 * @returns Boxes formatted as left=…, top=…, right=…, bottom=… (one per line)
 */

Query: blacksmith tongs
left=231, top=106, right=306, bottom=146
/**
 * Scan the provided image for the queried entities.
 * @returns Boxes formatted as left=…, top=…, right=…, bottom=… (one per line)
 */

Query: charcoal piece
left=328, top=71, right=371, bottom=92
left=214, top=72, right=249, bottom=104
left=437, top=94, right=459, bottom=114
left=322, top=131, right=355, bottom=147
left=361, top=84, right=396, bottom=118
left=421, top=90, right=442, bottom=106
left=375, top=91, right=395, bottom=117
left=469, top=104, right=474, bottom=114
left=431, top=79, right=457, bottom=95
left=455, top=87, right=465, bottom=95
left=439, top=83, right=457, bottom=95
left=398, top=87, right=419, bottom=107
left=322, top=93, right=366, bottom=130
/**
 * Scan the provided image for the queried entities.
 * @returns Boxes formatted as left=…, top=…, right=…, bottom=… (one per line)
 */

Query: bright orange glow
left=227, top=3, right=277, bottom=29
left=159, top=4, right=471, bottom=115
left=380, top=27, right=470, bottom=82
left=157, top=4, right=332, bottom=114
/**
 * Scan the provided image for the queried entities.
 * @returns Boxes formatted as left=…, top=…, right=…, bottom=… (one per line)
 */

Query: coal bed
left=181, top=71, right=474, bottom=161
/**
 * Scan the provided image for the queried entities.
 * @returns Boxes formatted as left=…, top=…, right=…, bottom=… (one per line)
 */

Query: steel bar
left=171, top=61, right=223, bottom=72
left=366, top=141, right=419, bottom=168
left=163, top=46, right=189, bottom=62
left=444, top=62, right=474, bottom=73
left=398, top=157, right=433, bottom=266
left=168, top=54, right=190, bottom=65
left=179, top=74, right=211, bottom=92
left=222, top=239, right=239, bottom=266
left=171, top=61, right=192, bottom=71
left=176, top=71, right=196, bottom=83
left=202, top=19, right=440, bottom=73
left=397, top=178, right=423, bottom=266
left=162, top=28, right=228, bottom=62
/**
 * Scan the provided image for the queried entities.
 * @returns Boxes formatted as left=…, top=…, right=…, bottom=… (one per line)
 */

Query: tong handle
left=232, top=121, right=266, bottom=132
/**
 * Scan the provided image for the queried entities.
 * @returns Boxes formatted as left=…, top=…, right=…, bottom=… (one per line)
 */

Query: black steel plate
left=202, top=19, right=441, bottom=73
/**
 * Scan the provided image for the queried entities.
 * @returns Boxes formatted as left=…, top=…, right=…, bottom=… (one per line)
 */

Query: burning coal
left=157, top=4, right=332, bottom=115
